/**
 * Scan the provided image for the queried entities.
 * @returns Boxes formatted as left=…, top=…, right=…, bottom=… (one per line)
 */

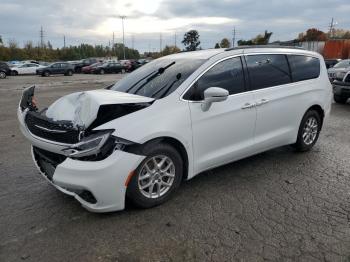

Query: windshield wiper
left=151, top=73, right=182, bottom=99
left=133, top=62, right=176, bottom=95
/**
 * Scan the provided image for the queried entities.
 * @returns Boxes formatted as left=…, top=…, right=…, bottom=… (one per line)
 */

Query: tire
left=127, top=142, right=183, bottom=208
left=0, top=71, right=6, bottom=79
left=43, top=71, right=50, bottom=77
left=334, top=94, right=348, bottom=104
left=294, top=110, right=322, bottom=152
left=121, top=69, right=126, bottom=74
left=11, top=71, right=18, bottom=76
left=100, top=69, right=105, bottom=75
left=67, top=70, right=73, bottom=76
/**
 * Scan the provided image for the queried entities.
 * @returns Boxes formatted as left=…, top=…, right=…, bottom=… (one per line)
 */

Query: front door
left=184, top=57, right=257, bottom=174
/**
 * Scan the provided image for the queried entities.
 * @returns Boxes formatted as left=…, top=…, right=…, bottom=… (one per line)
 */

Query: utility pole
left=112, top=32, right=115, bottom=53
left=174, top=32, right=177, bottom=48
left=40, top=26, right=44, bottom=48
left=159, top=33, right=162, bottom=54
left=120, top=16, right=126, bottom=59
left=232, top=26, right=236, bottom=48
left=63, top=35, right=66, bottom=48
left=329, top=18, right=336, bottom=38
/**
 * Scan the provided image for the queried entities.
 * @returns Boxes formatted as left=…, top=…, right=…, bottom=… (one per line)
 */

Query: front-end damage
left=18, top=86, right=150, bottom=212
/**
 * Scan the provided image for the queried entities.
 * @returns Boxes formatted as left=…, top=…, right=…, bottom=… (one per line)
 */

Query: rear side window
left=288, top=55, right=320, bottom=81
left=185, top=57, right=245, bottom=101
left=246, top=54, right=291, bottom=90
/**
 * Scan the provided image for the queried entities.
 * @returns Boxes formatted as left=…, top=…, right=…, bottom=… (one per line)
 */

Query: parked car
left=91, top=61, right=126, bottom=74
left=331, top=70, right=350, bottom=104
left=11, top=63, right=45, bottom=75
left=328, top=59, right=350, bottom=81
left=127, top=60, right=142, bottom=72
left=82, top=62, right=103, bottom=74
left=325, top=59, right=341, bottom=69
left=36, top=62, right=75, bottom=77
left=73, top=58, right=100, bottom=73
left=18, top=47, right=331, bottom=212
left=0, top=62, right=11, bottom=79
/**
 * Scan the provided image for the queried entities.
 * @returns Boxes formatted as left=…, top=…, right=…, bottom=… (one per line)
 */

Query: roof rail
left=225, top=45, right=305, bottom=51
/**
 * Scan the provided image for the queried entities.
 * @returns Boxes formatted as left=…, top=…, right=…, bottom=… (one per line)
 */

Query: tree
left=220, top=38, right=231, bottom=48
left=182, top=30, right=200, bottom=51
left=298, top=28, right=327, bottom=41
left=0, top=35, right=2, bottom=45
left=237, top=30, right=273, bottom=46
left=162, top=45, right=181, bottom=56
left=214, top=43, right=220, bottom=49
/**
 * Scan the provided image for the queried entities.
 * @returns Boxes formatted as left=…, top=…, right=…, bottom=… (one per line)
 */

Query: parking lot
left=0, top=74, right=350, bottom=261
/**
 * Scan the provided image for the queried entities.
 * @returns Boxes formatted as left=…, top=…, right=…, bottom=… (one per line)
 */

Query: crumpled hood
left=46, top=89, right=154, bottom=128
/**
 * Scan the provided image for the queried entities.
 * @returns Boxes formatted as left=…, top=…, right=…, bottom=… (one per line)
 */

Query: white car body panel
left=12, top=63, right=44, bottom=75
left=17, top=47, right=332, bottom=212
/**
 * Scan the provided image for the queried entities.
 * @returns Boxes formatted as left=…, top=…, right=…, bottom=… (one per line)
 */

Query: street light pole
left=120, top=16, right=126, bottom=60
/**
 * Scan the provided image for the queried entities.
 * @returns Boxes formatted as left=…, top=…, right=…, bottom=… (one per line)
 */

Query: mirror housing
left=201, top=87, right=229, bottom=111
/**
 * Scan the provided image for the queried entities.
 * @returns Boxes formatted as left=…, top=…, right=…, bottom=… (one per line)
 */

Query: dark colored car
left=332, top=71, right=350, bottom=104
left=36, top=62, right=75, bottom=77
left=127, top=60, right=142, bottom=72
left=0, top=62, right=11, bottom=79
left=73, top=58, right=99, bottom=73
left=92, top=62, right=127, bottom=74
left=81, top=62, right=103, bottom=74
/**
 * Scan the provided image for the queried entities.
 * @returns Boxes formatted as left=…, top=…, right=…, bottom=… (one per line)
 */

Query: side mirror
left=201, top=87, right=229, bottom=111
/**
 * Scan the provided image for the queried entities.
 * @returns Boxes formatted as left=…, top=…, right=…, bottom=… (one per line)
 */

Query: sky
left=0, top=0, right=350, bottom=53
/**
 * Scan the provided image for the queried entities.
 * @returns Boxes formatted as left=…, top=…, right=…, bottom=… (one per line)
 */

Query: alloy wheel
left=0, top=72, right=6, bottom=79
left=302, top=116, right=318, bottom=145
left=138, top=155, right=175, bottom=199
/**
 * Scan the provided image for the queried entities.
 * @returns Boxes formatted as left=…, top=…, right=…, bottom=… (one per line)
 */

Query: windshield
left=334, top=60, right=350, bottom=68
left=110, top=58, right=205, bottom=99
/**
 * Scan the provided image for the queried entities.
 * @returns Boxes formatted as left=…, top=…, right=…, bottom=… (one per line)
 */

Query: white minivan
left=18, top=47, right=332, bottom=212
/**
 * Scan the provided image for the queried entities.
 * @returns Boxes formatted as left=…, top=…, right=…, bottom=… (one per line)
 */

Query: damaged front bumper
left=18, top=87, right=146, bottom=212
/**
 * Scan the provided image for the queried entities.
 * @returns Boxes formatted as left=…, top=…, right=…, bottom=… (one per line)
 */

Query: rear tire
left=100, top=69, right=105, bottom=75
left=43, top=71, right=50, bottom=77
left=11, top=71, right=18, bottom=76
left=0, top=71, right=7, bottom=79
left=127, top=142, right=183, bottom=208
left=66, top=70, right=73, bottom=76
left=334, top=94, right=348, bottom=104
left=294, top=110, right=322, bottom=152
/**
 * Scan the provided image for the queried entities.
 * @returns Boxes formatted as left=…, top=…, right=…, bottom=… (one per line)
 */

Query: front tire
left=127, top=143, right=183, bottom=208
left=11, top=71, right=18, bottom=76
left=294, top=110, right=322, bottom=152
left=43, top=71, right=50, bottom=77
left=0, top=71, right=6, bottom=79
left=100, top=69, right=105, bottom=75
left=334, top=94, right=348, bottom=104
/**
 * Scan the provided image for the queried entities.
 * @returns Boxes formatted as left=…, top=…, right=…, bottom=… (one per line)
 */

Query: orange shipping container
left=323, top=40, right=350, bottom=59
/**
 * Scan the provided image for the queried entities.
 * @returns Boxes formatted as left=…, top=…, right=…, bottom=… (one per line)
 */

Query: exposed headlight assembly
left=62, top=130, right=113, bottom=158
left=62, top=129, right=139, bottom=160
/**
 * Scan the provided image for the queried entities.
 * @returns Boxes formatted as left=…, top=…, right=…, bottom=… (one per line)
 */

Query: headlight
left=62, top=130, right=113, bottom=158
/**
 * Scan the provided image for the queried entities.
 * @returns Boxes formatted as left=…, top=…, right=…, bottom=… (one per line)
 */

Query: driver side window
left=184, top=57, right=245, bottom=101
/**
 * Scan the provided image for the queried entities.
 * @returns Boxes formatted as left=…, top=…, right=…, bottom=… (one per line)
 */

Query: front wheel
left=43, top=71, right=50, bottom=77
left=334, top=94, right=348, bottom=104
left=100, top=69, right=105, bottom=75
left=0, top=71, right=6, bottom=79
left=127, top=143, right=183, bottom=208
left=294, top=110, right=322, bottom=152
left=121, top=69, right=126, bottom=74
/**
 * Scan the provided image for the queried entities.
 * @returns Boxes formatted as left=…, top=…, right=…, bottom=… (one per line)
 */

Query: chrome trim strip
left=34, top=124, right=68, bottom=133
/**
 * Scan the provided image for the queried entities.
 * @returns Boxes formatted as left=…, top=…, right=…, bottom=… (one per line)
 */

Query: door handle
left=256, top=99, right=269, bottom=106
left=241, top=103, right=255, bottom=109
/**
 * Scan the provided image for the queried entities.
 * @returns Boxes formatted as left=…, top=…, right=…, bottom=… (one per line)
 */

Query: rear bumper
left=19, top=107, right=145, bottom=212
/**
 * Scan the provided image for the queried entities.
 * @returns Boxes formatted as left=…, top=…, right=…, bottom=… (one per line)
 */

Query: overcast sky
left=1, top=0, right=350, bottom=53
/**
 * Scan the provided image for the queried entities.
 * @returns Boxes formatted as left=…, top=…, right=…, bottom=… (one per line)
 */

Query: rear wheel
left=66, top=70, right=73, bottom=76
left=0, top=71, right=7, bottom=79
left=127, top=143, right=183, bottom=208
left=11, top=70, right=18, bottom=76
left=100, top=69, right=105, bottom=75
left=334, top=94, right=348, bottom=104
left=294, top=110, right=322, bottom=152
left=43, top=71, right=50, bottom=77
left=121, top=69, right=126, bottom=74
